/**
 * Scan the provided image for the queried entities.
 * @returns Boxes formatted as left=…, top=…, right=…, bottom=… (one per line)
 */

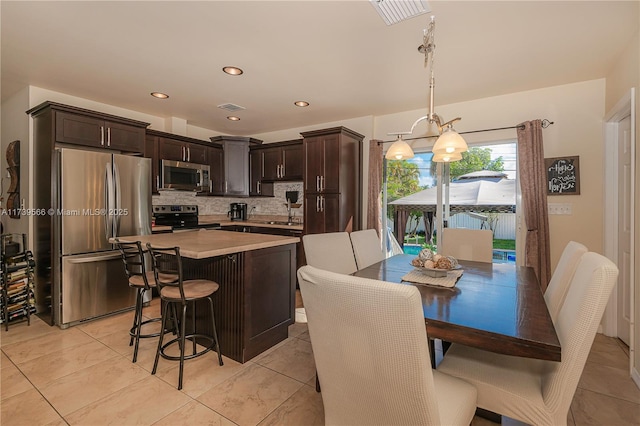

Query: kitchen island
left=119, top=229, right=299, bottom=363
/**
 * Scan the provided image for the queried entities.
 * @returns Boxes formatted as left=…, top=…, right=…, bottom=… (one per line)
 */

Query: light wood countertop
left=117, top=229, right=299, bottom=259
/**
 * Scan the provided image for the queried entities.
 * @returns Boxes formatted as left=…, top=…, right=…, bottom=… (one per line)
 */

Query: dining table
left=352, top=254, right=561, bottom=362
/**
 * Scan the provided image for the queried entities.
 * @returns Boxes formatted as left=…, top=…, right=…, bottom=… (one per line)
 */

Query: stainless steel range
left=152, top=205, right=220, bottom=230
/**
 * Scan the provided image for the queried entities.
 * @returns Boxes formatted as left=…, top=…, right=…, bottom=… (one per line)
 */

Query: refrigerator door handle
left=66, top=252, right=122, bottom=264
left=113, top=161, right=122, bottom=236
left=105, top=163, right=115, bottom=240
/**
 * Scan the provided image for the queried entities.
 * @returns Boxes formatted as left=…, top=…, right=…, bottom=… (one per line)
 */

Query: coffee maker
left=228, top=202, right=247, bottom=221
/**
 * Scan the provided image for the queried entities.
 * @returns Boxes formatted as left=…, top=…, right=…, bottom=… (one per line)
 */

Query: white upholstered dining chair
left=440, top=228, right=494, bottom=263
left=349, top=229, right=385, bottom=270
left=302, top=232, right=358, bottom=275
left=437, top=252, right=619, bottom=426
left=544, top=241, right=588, bottom=322
left=297, top=265, right=477, bottom=425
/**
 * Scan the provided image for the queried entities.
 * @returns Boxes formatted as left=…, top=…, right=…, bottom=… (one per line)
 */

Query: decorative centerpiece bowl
left=411, top=248, right=459, bottom=277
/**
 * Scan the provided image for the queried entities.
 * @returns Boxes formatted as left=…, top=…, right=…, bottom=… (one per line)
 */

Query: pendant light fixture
left=386, top=16, right=467, bottom=162
left=385, top=135, right=414, bottom=160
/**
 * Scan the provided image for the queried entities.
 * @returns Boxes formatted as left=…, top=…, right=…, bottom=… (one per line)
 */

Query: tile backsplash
left=152, top=181, right=304, bottom=220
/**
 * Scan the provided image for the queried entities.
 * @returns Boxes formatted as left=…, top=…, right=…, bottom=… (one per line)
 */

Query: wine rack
left=1, top=234, right=36, bottom=330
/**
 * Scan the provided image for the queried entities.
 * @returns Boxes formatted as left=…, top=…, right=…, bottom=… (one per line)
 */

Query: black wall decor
left=545, top=155, right=580, bottom=195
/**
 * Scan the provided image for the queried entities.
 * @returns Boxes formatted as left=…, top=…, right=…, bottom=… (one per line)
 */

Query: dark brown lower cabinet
left=179, top=243, right=296, bottom=363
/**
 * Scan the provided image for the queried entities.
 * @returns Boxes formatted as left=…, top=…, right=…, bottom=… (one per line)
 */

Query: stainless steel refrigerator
left=53, top=148, right=151, bottom=327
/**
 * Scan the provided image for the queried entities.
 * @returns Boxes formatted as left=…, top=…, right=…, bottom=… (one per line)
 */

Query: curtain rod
left=377, top=118, right=554, bottom=144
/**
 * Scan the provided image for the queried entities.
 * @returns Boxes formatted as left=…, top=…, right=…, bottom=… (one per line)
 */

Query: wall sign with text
left=545, top=156, right=580, bottom=195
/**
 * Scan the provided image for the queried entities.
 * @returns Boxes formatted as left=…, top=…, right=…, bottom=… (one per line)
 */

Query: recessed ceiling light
left=223, top=66, right=243, bottom=76
left=227, top=116, right=241, bottom=121
left=294, top=101, right=310, bottom=107
left=150, top=92, right=169, bottom=99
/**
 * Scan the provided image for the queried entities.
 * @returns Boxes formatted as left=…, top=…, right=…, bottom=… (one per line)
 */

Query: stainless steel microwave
left=161, top=160, right=210, bottom=192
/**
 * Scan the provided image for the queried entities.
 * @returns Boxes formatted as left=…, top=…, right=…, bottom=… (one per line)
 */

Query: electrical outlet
left=548, top=203, right=572, bottom=215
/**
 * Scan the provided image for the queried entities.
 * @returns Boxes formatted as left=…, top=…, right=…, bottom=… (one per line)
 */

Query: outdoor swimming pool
left=403, top=244, right=516, bottom=263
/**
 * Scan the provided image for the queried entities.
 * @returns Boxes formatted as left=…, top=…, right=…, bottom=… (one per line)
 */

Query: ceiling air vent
left=369, top=0, right=430, bottom=26
left=217, top=103, right=246, bottom=112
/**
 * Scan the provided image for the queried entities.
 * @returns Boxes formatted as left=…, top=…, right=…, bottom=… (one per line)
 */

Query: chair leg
left=428, top=338, right=436, bottom=368
left=129, top=288, right=142, bottom=347
left=315, top=374, right=321, bottom=393
left=171, top=303, right=181, bottom=346
left=152, top=300, right=169, bottom=375
left=208, top=297, right=223, bottom=366
left=132, top=289, right=144, bottom=363
left=178, top=303, right=187, bottom=390
left=191, top=301, right=197, bottom=355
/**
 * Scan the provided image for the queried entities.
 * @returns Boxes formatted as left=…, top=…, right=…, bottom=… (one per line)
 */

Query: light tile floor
left=1, top=298, right=638, bottom=426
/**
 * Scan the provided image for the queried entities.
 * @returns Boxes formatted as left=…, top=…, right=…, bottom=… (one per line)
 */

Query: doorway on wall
left=603, top=88, right=636, bottom=385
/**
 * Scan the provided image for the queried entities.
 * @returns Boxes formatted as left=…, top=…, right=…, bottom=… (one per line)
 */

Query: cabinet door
left=55, top=111, right=104, bottom=147
left=304, top=193, right=325, bottom=234
left=322, top=193, right=342, bottom=232
left=185, top=143, right=207, bottom=165
left=224, top=141, right=249, bottom=196
left=321, top=134, right=341, bottom=193
left=304, top=137, right=324, bottom=193
left=208, top=146, right=224, bottom=194
left=104, top=120, right=144, bottom=152
left=282, top=144, right=303, bottom=180
left=262, top=147, right=281, bottom=180
left=249, top=150, right=263, bottom=196
left=159, top=138, right=186, bottom=161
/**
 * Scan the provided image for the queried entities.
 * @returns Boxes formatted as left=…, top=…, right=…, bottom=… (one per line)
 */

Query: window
left=383, top=141, right=517, bottom=263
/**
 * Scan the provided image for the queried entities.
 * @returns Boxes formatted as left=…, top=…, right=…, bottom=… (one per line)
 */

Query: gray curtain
left=517, top=120, right=551, bottom=290
left=368, top=140, right=383, bottom=235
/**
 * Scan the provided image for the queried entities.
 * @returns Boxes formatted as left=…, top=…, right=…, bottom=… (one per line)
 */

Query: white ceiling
left=2, top=1, right=638, bottom=136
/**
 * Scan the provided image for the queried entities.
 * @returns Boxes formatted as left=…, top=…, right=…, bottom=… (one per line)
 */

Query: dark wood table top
left=353, top=254, right=561, bottom=361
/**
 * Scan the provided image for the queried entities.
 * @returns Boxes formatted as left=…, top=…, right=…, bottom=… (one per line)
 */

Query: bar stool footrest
left=129, top=317, right=167, bottom=339
left=159, top=334, right=215, bottom=361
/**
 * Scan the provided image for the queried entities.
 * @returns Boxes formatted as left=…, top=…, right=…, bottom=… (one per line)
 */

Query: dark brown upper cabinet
left=249, top=149, right=274, bottom=197
left=27, top=101, right=149, bottom=154
left=208, top=145, right=225, bottom=195
left=158, top=137, right=207, bottom=165
left=255, top=140, right=303, bottom=182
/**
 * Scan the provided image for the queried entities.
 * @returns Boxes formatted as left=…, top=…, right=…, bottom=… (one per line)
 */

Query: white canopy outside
left=390, top=178, right=516, bottom=213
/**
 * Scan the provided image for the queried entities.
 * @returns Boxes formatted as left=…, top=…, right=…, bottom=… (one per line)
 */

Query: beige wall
left=0, top=87, right=31, bottom=238
left=374, top=79, right=607, bottom=270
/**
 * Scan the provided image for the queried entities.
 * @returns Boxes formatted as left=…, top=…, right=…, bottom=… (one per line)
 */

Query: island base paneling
left=177, top=243, right=296, bottom=363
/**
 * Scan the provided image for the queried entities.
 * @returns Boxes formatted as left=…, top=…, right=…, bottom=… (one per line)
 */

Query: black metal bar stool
left=146, top=244, right=223, bottom=390
left=115, top=240, right=177, bottom=363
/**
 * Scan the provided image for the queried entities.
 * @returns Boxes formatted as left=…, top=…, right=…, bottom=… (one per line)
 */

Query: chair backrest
left=349, top=229, right=385, bottom=270
left=302, top=232, right=357, bottom=274
left=115, top=239, right=150, bottom=289
left=297, top=265, right=442, bottom=425
left=541, top=252, right=618, bottom=422
left=146, top=244, right=185, bottom=301
left=544, top=241, right=588, bottom=322
left=440, top=228, right=493, bottom=263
